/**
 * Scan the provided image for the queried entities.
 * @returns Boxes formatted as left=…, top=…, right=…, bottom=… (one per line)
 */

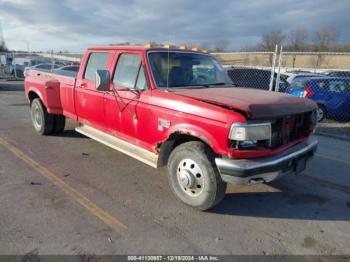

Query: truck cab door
left=75, top=51, right=114, bottom=130
left=104, top=52, right=151, bottom=147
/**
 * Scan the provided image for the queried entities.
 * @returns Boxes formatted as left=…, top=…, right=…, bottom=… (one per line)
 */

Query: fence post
left=269, top=45, right=278, bottom=91
left=13, top=52, right=17, bottom=80
left=275, top=45, right=283, bottom=92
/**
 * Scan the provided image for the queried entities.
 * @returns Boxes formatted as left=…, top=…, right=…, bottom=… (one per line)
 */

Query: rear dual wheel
left=167, top=141, right=227, bottom=211
left=30, top=98, right=65, bottom=135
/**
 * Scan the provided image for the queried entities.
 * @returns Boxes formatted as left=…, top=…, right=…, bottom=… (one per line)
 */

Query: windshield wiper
left=196, top=83, right=230, bottom=87
left=209, top=82, right=228, bottom=86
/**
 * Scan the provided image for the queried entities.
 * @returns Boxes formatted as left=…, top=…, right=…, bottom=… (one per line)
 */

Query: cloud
left=0, top=0, right=349, bottom=51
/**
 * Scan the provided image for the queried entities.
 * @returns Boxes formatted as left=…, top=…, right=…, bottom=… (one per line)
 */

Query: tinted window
left=84, top=52, right=109, bottom=81
left=37, top=64, right=51, bottom=69
left=315, top=80, right=327, bottom=89
left=113, top=54, right=141, bottom=89
left=63, top=66, right=79, bottom=72
left=328, top=80, right=349, bottom=93
left=293, top=79, right=308, bottom=89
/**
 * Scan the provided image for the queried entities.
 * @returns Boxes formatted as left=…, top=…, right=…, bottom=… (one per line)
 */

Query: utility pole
left=0, top=22, right=7, bottom=51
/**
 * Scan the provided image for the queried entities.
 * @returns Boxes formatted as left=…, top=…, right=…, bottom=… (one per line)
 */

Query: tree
left=288, top=28, right=308, bottom=67
left=314, top=27, right=338, bottom=51
left=313, top=27, right=338, bottom=68
left=259, top=31, right=285, bottom=51
left=289, top=28, right=308, bottom=51
left=214, top=39, right=228, bottom=52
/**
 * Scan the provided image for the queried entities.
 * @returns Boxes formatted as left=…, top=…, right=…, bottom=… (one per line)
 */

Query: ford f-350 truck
left=25, top=45, right=318, bottom=210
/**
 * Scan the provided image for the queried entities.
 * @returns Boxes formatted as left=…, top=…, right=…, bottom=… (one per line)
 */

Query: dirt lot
left=0, top=81, right=350, bottom=255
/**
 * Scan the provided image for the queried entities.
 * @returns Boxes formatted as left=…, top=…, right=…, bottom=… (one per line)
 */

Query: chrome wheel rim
left=316, top=107, right=324, bottom=122
left=31, top=102, right=42, bottom=131
left=177, top=159, right=204, bottom=196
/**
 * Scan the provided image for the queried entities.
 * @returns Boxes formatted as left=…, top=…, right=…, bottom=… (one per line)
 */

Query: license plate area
left=294, top=156, right=307, bottom=174
left=282, top=155, right=307, bottom=174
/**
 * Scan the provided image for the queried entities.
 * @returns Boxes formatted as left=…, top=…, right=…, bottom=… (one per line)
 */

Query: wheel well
left=28, top=91, right=40, bottom=104
left=157, top=133, right=213, bottom=167
left=317, top=103, right=326, bottom=110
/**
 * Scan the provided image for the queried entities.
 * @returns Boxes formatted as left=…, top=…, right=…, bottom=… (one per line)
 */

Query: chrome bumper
left=215, top=139, right=318, bottom=185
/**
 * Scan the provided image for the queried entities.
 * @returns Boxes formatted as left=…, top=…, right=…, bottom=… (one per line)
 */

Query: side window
left=113, top=53, right=147, bottom=90
left=328, top=80, right=347, bottom=93
left=316, top=80, right=326, bottom=89
left=293, top=79, right=306, bottom=89
left=135, top=66, right=147, bottom=90
left=84, top=52, right=109, bottom=81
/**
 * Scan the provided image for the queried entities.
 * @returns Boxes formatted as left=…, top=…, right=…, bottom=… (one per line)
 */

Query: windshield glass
left=148, top=51, right=232, bottom=88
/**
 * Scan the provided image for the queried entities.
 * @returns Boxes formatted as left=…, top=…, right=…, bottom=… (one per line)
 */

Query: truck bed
left=25, top=69, right=77, bottom=119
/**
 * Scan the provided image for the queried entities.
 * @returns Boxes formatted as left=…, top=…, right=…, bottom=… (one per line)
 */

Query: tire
left=316, top=105, right=326, bottom=122
left=30, top=98, right=54, bottom=135
left=167, top=141, right=227, bottom=211
left=53, top=115, right=66, bottom=133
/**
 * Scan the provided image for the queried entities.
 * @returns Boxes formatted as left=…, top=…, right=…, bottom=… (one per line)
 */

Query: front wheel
left=167, top=141, right=227, bottom=211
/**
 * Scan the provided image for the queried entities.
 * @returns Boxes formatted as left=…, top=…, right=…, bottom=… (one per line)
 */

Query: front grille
left=269, top=112, right=314, bottom=149
left=229, top=111, right=316, bottom=150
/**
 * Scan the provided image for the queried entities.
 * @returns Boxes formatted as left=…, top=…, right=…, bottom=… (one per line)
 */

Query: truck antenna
left=166, top=19, right=171, bottom=92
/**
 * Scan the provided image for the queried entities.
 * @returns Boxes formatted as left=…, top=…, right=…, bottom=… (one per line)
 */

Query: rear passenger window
left=329, top=80, right=348, bottom=93
left=294, top=79, right=307, bottom=89
left=113, top=53, right=147, bottom=89
left=84, top=52, right=109, bottom=81
left=316, top=81, right=326, bottom=89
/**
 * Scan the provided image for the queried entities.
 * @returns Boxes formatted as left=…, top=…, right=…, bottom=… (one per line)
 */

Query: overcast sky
left=0, top=0, right=349, bottom=52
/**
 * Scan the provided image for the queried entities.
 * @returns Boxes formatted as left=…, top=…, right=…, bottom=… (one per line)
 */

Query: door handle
left=77, top=83, right=87, bottom=88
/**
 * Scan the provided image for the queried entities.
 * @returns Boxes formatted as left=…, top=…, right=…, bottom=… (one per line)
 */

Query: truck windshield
left=148, top=51, right=232, bottom=88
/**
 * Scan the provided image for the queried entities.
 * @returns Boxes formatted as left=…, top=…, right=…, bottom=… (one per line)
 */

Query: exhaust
left=248, top=178, right=265, bottom=185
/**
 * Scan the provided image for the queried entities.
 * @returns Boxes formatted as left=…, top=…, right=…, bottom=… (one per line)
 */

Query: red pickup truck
left=25, top=45, right=318, bottom=210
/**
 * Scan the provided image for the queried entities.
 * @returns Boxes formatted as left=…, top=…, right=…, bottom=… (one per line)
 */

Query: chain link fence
left=213, top=48, right=350, bottom=139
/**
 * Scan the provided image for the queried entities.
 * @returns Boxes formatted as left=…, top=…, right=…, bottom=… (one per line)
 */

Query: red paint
left=24, top=45, right=316, bottom=159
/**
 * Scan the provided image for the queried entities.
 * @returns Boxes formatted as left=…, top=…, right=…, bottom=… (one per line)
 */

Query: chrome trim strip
left=76, top=125, right=158, bottom=168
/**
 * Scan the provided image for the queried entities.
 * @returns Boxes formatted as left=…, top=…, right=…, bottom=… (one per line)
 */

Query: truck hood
left=172, top=87, right=316, bottom=119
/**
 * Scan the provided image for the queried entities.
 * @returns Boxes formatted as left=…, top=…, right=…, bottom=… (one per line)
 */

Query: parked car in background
left=227, top=68, right=289, bottom=92
left=53, top=65, right=80, bottom=77
left=284, top=72, right=322, bottom=84
left=31, top=63, right=61, bottom=71
left=287, top=77, right=350, bottom=122
left=57, top=65, right=79, bottom=72
left=323, top=71, right=350, bottom=78
left=24, top=63, right=61, bottom=77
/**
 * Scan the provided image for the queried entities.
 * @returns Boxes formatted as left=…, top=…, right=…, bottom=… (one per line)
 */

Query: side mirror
left=95, top=70, right=110, bottom=91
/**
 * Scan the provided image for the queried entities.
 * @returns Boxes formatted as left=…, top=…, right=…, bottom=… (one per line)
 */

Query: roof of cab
left=87, top=45, right=208, bottom=53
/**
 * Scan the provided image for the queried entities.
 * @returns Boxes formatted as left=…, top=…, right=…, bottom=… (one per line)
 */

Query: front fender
left=166, top=123, right=223, bottom=153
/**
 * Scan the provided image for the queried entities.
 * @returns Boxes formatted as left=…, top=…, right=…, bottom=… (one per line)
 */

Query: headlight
left=229, top=122, right=271, bottom=141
